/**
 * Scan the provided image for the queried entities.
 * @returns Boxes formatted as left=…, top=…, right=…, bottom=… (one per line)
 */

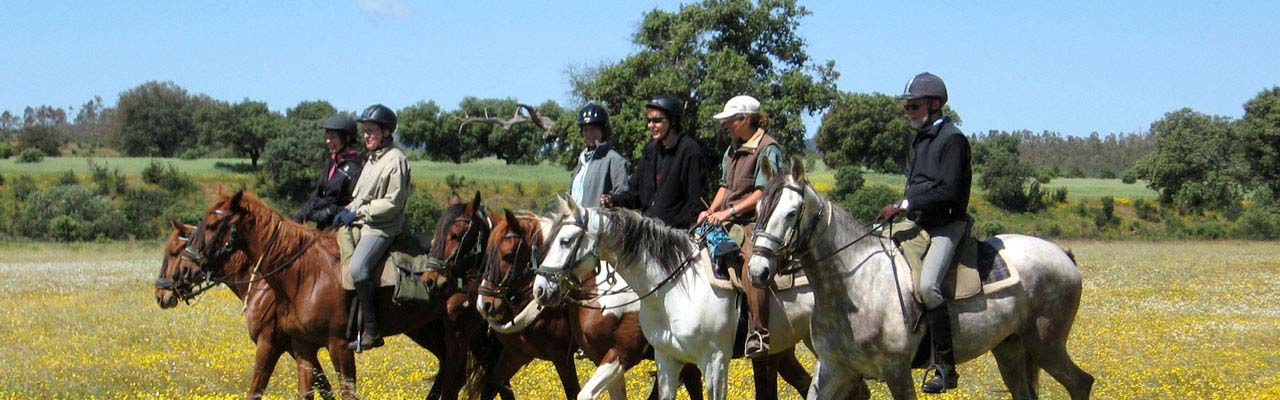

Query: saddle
left=696, top=224, right=808, bottom=292
left=337, top=229, right=432, bottom=291
left=880, top=220, right=1020, bottom=303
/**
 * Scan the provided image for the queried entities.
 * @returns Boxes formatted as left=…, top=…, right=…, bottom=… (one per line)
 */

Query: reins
left=179, top=218, right=318, bottom=302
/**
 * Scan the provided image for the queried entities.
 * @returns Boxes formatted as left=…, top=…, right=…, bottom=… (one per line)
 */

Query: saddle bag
left=389, top=234, right=433, bottom=306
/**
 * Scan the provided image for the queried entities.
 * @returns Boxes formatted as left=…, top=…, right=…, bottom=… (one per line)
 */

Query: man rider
left=879, top=72, right=972, bottom=394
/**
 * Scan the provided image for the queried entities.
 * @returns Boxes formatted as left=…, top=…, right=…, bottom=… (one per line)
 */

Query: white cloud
left=357, top=0, right=412, bottom=19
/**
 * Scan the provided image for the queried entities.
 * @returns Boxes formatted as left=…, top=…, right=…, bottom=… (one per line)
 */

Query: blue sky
left=2, top=0, right=1276, bottom=137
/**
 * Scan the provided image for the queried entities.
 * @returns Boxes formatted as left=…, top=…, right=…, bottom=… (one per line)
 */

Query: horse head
left=185, top=190, right=264, bottom=281
left=749, top=158, right=815, bottom=287
left=476, top=209, right=543, bottom=322
left=423, top=192, right=491, bottom=296
left=156, top=219, right=201, bottom=308
left=533, top=195, right=598, bottom=308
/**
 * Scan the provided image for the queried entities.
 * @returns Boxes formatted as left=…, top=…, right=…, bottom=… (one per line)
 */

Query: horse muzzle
left=748, top=255, right=774, bottom=287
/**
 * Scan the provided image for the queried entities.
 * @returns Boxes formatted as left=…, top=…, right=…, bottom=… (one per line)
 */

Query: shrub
left=404, top=191, right=444, bottom=238
left=88, top=159, right=128, bottom=196
left=0, top=142, right=12, bottom=159
left=833, top=166, right=865, bottom=201
left=57, top=170, right=79, bottom=186
left=177, top=147, right=204, bottom=160
left=141, top=160, right=196, bottom=194
left=977, top=220, right=1005, bottom=238
left=119, top=186, right=178, bottom=239
left=1121, top=169, right=1138, bottom=184
left=1035, top=168, right=1056, bottom=184
left=258, top=120, right=324, bottom=205
left=1051, top=188, right=1069, bottom=204
left=10, top=175, right=36, bottom=201
left=16, top=148, right=44, bottom=163
left=837, top=184, right=898, bottom=224
left=17, top=185, right=127, bottom=241
left=1232, top=204, right=1280, bottom=239
left=1133, top=198, right=1160, bottom=222
left=1098, top=168, right=1117, bottom=179
left=1095, top=196, right=1116, bottom=229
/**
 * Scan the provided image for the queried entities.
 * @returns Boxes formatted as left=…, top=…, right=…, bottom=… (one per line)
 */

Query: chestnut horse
left=477, top=209, right=707, bottom=400
left=155, top=220, right=342, bottom=399
left=180, top=190, right=487, bottom=399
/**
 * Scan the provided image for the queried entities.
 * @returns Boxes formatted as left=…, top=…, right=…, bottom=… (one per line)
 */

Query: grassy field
left=0, top=240, right=1275, bottom=399
left=1, top=156, right=1157, bottom=200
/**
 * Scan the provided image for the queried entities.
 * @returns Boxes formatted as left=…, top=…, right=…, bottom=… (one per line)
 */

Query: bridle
left=753, top=182, right=884, bottom=275
left=478, top=223, right=540, bottom=309
left=170, top=208, right=316, bottom=302
left=424, top=210, right=491, bottom=291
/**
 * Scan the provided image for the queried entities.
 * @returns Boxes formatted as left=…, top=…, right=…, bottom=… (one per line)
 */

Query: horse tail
left=1063, top=247, right=1077, bottom=266
left=462, top=329, right=504, bottom=400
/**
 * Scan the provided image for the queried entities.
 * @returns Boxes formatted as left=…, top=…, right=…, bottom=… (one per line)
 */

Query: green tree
left=286, top=100, right=337, bottom=123
left=108, top=81, right=197, bottom=156
left=1238, top=86, right=1280, bottom=195
left=194, top=99, right=278, bottom=168
left=455, top=97, right=553, bottom=165
left=259, top=119, right=324, bottom=205
left=16, top=125, right=63, bottom=156
left=397, top=100, right=457, bottom=159
left=567, top=0, right=839, bottom=168
left=814, top=93, right=909, bottom=173
left=1135, top=108, right=1243, bottom=213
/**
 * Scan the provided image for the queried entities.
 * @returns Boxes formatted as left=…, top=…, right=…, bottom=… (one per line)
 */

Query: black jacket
left=903, top=117, right=971, bottom=227
left=611, top=134, right=707, bottom=229
left=293, top=150, right=363, bottom=230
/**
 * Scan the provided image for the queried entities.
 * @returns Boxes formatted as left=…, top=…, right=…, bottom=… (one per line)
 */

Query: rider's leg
left=919, top=220, right=965, bottom=393
left=740, top=226, right=770, bottom=359
left=348, top=232, right=391, bottom=352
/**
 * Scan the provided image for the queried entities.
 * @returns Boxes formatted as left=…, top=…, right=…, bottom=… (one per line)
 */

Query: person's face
left=580, top=124, right=603, bottom=147
left=646, top=109, right=670, bottom=142
left=720, top=114, right=751, bottom=139
left=904, top=98, right=933, bottom=130
left=324, top=130, right=344, bottom=154
left=361, top=122, right=388, bottom=151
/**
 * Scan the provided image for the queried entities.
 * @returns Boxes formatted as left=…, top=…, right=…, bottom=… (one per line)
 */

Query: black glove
left=332, top=209, right=358, bottom=227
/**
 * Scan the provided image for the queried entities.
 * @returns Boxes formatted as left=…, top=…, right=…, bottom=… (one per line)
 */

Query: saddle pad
left=699, top=247, right=809, bottom=292
left=338, top=229, right=429, bottom=290
left=882, top=221, right=1020, bottom=303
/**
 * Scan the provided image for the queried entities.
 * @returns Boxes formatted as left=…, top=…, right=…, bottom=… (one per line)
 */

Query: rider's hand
left=878, top=204, right=901, bottom=223
left=332, top=208, right=358, bottom=227
left=696, top=210, right=711, bottom=224
left=599, top=194, right=613, bottom=208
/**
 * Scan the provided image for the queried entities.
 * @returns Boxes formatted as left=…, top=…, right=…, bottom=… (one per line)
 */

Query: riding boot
left=348, top=281, right=384, bottom=352
left=739, top=229, right=770, bottom=360
left=921, top=303, right=958, bottom=393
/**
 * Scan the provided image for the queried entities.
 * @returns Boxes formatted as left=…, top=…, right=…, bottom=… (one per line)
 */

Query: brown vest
left=723, top=129, right=778, bottom=224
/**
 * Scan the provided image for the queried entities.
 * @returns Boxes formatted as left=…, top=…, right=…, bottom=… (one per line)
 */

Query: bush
left=9, top=175, right=36, bottom=201
left=88, top=159, right=128, bottom=196
left=1233, top=204, right=1280, bottom=239
left=16, top=148, right=44, bottom=163
left=0, top=142, right=12, bottom=159
left=837, top=184, right=898, bottom=224
left=404, top=191, right=444, bottom=238
left=177, top=147, right=205, bottom=160
left=259, top=120, right=325, bottom=205
left=1036, top=168, right=1056, bottom=184
left=1051, top=188, right=1069, bottom=204
left=833, top=166, right=865, bottom=201
left=141, top=160, right=196, bottom=194
left=979, top=150, right=1038, bottom=212
left=1098, top=168, right=1116, bottom=179
left=119, top=186, right=179, bottom=239
left=977, top=220, right=1005, bottom=238
left=57, top=170, right=79, bottom=186
left=17, top=185, right=127, bottom=241
left=1095, top=197, right=1116, bottom=229
left=1133, top=198, right=1161, bottom=222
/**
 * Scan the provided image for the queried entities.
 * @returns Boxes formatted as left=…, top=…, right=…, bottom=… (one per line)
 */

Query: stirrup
left=744, top=331, right=769, bottom=359
left=920, top=365, right=957, bottom=393
left=348, top=332, right=384, bottom=353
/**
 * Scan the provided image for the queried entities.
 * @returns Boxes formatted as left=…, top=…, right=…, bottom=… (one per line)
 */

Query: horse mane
left=759, top=169, right=876, bottom=255
left=220, top=191, right=327, bottom=261
left=597, top=208, right=694, bottom=274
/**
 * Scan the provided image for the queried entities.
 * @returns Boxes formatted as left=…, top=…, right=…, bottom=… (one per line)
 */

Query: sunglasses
left=903, top=104, right=923, bottom=112
left=647, top=117, right=667, bottom=123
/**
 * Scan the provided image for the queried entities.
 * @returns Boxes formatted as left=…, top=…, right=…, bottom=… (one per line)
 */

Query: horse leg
left=327, top=337, right=358, bottom=399
left=657, top=363, right=704, bottom=400
left=750, top=357, right=778, bottom=400
left=1021, top=321, right=1093, bottom=400
left=807, top=361, right=852, bottom=400
left=292, top=343, right=332, bottom=400
left=404, top=327, right=453, bottom=400
left=774, top=347, right=812, bottom=398
left=580, top=351, right=626, bottom=400
left=991, top=335, right=1036, bottom=400
left=649, top=352, right=683, bottom=400
left=880, top=366, right=918, bottom=400
left=551, top=352, right=582, bottom=400
left=701, top=352, right=731, bottom=400
left=247, top=333, right=288, bottom=400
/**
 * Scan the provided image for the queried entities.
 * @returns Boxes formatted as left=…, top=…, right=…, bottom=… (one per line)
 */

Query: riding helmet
left=899, top=72, right=947, bottom=104
left=358, top=104, right=397, bottom=133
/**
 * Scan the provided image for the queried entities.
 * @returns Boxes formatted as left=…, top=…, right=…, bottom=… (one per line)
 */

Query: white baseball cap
left=712, top=95, right=761, bottom=120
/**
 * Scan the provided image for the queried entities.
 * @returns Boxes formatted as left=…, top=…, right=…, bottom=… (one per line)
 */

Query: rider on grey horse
left=879, top=72, right=972, bottom=394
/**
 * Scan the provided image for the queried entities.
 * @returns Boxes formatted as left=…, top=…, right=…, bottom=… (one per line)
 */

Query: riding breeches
left=350, top=233, right=392, bottom=285
left=919, top=219, right=967, bottom=310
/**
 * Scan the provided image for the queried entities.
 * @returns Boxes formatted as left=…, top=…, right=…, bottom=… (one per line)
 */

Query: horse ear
left=503, top=209, right=523, bottom=234
left=556, top=194, right=571, bottom=215
left=790, top=157, right=805, bottom=184
left=449, top=192, right=463, bottom=205
left=229, top=190, right=246, bottom=212
left=170, top=219, right=189, bottom=235
left=761, top=158, right=777, bottom=181
left=469, top=192, right=483, bottom=212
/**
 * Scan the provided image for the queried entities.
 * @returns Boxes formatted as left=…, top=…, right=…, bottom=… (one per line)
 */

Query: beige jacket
left=345, top=145, right=410, bottom=238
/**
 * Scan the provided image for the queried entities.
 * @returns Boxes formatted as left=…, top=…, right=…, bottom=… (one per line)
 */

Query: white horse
left=536, top=197, right=837, bottom=400
left=748, top=160, right=1094, bottom=400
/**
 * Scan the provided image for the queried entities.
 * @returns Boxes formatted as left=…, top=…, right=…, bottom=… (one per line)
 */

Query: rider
left=568, top=103, right=629, bottom=208
left=332, top=103, right=411, bottom=352
left=698, top=95, right=782, bottom=360
left=879, top=72, right=972, bottom=394
left=600, top=94, right=706, bottom=230
left=292, top=113, right=363, bottom=230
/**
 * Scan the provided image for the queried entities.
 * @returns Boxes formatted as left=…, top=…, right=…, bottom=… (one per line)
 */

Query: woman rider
left=331, top=104, right=410, bottom=352
left=292, top=113, right=363, bottom=230
left=568, top=103, right=628, bottom=208
left=697, top=95, right=782, bottom=359
left=600, top=94, right=706, bottom=230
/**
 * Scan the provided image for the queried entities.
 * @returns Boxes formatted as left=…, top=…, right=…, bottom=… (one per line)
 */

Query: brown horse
left=180, top=190, right=485, bottom=399
left=155, top=220, right=342, bottom=399
left=477, top=210, right=709, bottom=400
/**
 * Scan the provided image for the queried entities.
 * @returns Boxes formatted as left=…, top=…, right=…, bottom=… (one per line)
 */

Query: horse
left=747, top=160, right=1094, bottom=400
left=180, top=190, right=488, bottom=399
left=155, top=220, right=340, bottom=399
left=537, top=197, right=836, bottom=400
left=477, top=209, right=706, bottom=400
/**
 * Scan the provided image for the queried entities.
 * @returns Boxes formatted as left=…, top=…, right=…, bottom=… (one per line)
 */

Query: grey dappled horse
left=748, top=160, right=1093, bottom=400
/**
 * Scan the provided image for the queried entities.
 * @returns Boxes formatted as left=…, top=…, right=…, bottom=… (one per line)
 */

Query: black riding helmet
left=577, top=103, right=611, bottom=138
left=899, top=72, right=948, bottom=104
left=645, top=94, right=684, bottom=119
left=321, top=113, right=357, bottom=144
left=358, top=104, right=397, bottom=133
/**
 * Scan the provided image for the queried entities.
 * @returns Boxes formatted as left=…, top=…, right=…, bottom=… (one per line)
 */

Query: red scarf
left=327, top=149, right=360, bottom=180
